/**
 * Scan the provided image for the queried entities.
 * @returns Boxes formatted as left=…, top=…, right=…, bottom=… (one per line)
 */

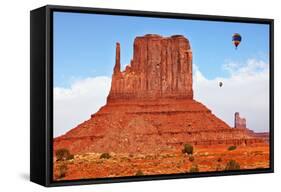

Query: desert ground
left=53, top=144, right=269, bottom=181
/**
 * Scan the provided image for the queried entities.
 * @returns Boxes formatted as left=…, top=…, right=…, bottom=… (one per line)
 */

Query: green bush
left=227, top=146, right=237, bottom=151
left=182, top=143, right=194, bottom=155
left=189, top=164, right=199, bottom=173
left=135, top=170, right=144, bottom=176
left=100, top=153, right=111, bottom=159
left=67, top=154, right=74, bottom=160
left=189, top=155, right=195, bottom=162
left=55, top=148, right=72, bottom=161
left=225, top=160, right=240, bottom=171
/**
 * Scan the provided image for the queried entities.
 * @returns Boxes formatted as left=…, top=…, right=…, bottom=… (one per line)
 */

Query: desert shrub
left=67, top=154, right=74, bottom=160
left=182, top=143, right=194, bottom=155
left=135, top=170, right=144, bottom=176
left=225, top=160, right=240, bottom=171
left=100, top=153, right=111, bottom=159
left=120, top=156, right=130, bottom=162
left=228, top=146, right=237, bottom=151
left=216, top=164, right=224, bottom=171
left=189, top=155, right=195, bottom=162
left=57, top=163, right=68, bottom=178
left=56, top=148, right=72, bottom=161
left=189, top=164, right=199, bottom=173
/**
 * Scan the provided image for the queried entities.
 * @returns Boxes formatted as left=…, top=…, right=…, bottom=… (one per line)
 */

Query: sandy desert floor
left=53, top=144, right=269, bottom=181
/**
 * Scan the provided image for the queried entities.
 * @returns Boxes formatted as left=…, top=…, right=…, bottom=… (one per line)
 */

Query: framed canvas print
left=30, top=5, right=274, bottom=187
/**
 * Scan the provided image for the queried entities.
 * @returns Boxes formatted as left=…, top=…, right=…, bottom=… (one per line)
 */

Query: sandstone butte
left=54, top=34, right=268, bottom=155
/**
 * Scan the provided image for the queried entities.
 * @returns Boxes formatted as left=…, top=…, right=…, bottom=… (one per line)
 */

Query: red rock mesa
left=54, top=34, right=266, bottom=154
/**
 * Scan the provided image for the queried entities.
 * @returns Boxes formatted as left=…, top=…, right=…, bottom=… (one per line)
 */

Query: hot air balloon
left=219, top=82, right=223, bottom=87
left=232, top=33, right=242, bottom=49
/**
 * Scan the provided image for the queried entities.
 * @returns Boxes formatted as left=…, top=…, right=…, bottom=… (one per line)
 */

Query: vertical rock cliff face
left=108, top=34, right=193, bottom=102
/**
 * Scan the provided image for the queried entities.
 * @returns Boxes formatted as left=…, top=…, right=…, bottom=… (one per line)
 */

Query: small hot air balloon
left=219, top=82, right=223, bottom=87
left=232, top=33, right=242, bottom=49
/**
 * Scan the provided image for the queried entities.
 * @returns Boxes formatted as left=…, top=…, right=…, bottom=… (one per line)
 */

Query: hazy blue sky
left=53, top=11, right=269, bottom=88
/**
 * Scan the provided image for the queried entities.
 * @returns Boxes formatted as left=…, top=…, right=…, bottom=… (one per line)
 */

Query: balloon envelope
left=232, top=33, right=242, bottom=48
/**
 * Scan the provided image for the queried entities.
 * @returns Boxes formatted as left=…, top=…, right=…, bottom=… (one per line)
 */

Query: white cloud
left=54, top=76, right=111, bottom=137
left=223, top=59, right=269, bottom=77
left=193, top=59, right=269, bottom=132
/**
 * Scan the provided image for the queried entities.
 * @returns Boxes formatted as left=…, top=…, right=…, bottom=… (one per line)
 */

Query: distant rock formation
left=234, top=112, right=269, bottom=143
left=54, top=34, right=266, bottom=154
left=234, top=112, right=247, bottom=128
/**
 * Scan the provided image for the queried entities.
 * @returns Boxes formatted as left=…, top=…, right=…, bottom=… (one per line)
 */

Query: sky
left=53, top=11, right=270, bottom=137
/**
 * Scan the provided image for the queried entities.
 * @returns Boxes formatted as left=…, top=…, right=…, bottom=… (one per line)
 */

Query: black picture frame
left=30, top=4, right=274, bottom=187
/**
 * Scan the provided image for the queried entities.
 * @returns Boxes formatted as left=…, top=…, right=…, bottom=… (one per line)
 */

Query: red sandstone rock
left=234, top=112, right=246, bottom=128
left=54, top=34, right=266, bottom=155
left=108, top=34, right=193, bottom=102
